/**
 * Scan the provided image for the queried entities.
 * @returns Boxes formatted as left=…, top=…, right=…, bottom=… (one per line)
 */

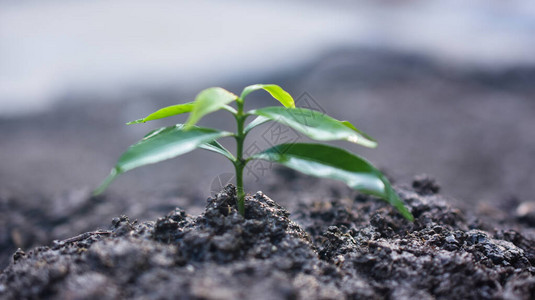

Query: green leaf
left=340, top=120, right=377, bottom=145
left=241, top=84, right=295, bottom=108
left=250, top=107, right=378, bottom=148
left=244, top=116, right=271, bottom=134
left=251, top=143, right=413, bottom=221
left=143, top=125, right=235, bottom=160
left=94, top=125, right=232, bottom=195
left=185, top=87, right=238, bottom=127
left=199, top=140, right=235, bottom=161
left=126, top=102, right=194, bottom=124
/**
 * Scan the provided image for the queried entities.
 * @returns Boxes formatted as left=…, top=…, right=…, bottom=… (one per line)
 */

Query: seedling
left=95, top=84, right=413, bottom=220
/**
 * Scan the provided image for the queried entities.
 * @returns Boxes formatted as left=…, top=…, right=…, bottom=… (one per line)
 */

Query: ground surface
left=1, top=178, right=534, bottom=299
left=1, top=50, right=534, bottom=298
left=1, top=50, right=534, bottom=270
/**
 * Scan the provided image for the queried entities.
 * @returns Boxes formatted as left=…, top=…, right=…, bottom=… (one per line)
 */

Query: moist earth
left=1, top=179, right=534, bottom=299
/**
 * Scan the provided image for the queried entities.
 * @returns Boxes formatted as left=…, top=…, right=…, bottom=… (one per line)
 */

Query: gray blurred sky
left=1, top=0, right=534, bottom=116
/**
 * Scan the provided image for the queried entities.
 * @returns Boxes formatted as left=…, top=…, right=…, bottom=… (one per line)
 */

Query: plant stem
left=234, top=98, right=246, bottom=215
left=235, top=161, right=245, bottom=215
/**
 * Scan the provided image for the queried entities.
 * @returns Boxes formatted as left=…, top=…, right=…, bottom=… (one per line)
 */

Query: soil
left=1, top=49, right=534, bottom=268
left=1, top=177, right=534, bottom=299
left=1, top=49, right=534, bottom=299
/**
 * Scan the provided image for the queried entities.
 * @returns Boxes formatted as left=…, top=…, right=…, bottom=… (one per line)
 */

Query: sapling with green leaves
left=94, top=84, right=413, bottom=221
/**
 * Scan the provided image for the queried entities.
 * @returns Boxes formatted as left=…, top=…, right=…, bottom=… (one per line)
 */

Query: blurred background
left=1, top=0, right=534, bottom=267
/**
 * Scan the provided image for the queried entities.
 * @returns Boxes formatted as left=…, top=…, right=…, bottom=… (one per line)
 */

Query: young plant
left=94, top=84, right=413, bottom=220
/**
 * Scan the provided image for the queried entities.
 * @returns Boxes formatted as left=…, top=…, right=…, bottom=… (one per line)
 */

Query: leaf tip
left=399, top=207, right=415, bottom=221
left=367, top=140, right=379, bottom=148
left=386, top=185, right=414, bottom=221
left=345, top=135, right=378, bottom=148
left=93, top=168, right=119, bottom=196
left=126, top=119, right=144, bottom=125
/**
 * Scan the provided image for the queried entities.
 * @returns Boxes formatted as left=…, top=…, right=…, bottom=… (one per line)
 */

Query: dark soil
left=1, top=178, right=534, bottom=299
left=2, top=50, right=534, bottom=272
left=1, top=50, right=534, bottom=299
